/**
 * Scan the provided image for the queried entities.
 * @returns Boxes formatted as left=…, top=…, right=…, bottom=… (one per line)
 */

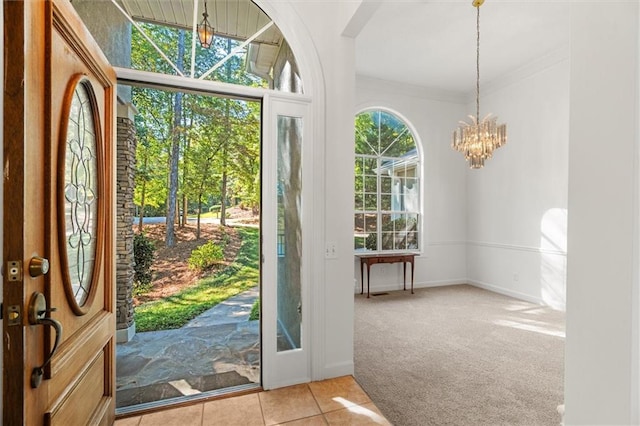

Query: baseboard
left=354, top=279, right=467, bottom=294
left=467, top=279, right=546, bottom=306
left=322, top=361, right=354, bottom=380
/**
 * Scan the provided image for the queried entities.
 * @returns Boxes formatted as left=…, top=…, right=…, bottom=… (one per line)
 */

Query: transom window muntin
left=354, top=109, right=420, bottom=253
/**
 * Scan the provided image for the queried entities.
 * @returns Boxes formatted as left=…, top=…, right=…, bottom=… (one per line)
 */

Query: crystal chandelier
left=452, top=0, right=506, bottom=169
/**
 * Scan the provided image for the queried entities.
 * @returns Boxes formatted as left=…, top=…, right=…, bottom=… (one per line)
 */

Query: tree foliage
left=129, top=22, right=262, bottom=237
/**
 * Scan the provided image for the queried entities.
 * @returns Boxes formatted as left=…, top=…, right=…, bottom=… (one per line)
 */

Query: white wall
left=466, top=57, right=570, bottom=310
left=565, top=3, right=640, bottom=424
left=354, top=76, right=468, bottom=293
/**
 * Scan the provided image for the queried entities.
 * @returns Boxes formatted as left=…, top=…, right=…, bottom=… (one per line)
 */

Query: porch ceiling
left=119, top=0, right=283, bottom=46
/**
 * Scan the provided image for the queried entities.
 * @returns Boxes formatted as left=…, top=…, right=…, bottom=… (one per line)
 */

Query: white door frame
left=115, top=67, right=317, bottom=390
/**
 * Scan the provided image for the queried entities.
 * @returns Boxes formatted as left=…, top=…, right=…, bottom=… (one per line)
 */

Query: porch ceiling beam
left=198, top=21, right=275, bottom=80
left=110, top=0, right=185, bottom=77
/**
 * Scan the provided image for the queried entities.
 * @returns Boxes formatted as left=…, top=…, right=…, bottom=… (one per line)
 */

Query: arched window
left=354, top=109, right=420, bottom=252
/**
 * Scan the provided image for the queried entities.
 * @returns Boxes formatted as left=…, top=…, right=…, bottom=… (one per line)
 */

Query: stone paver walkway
left=115, top=287, right=260, bottom=408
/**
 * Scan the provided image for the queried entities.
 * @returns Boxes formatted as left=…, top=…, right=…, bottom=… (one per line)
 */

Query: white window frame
left=354, top=108, right=422, bottom=254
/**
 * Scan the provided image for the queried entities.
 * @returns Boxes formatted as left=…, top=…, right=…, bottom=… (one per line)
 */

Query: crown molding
left=356, top=45, right=570, bottom=106
left=468, top=44, right=571, bottom=103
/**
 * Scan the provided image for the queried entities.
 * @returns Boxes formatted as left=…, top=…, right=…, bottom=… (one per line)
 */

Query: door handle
left=28, top=292, right=62, bottom=388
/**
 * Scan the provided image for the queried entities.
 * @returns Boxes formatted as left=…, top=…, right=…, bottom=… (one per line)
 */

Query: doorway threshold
left=115, top=382, right=262, bottom=418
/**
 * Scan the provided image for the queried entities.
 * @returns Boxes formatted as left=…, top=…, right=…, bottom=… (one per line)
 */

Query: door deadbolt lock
left=29, top=256, right=50, bottom=277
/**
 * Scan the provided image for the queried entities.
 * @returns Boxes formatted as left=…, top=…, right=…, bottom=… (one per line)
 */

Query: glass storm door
left=262, top=94, right=312, bottom=389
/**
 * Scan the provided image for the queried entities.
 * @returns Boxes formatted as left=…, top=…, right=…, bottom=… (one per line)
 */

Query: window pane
left=406, top=232, right=419, bottom=249
left=381, top=232, right=394, bottom=250
left=363, top=158, right=377, bottom=175
left=277, top=115, right=302, bottom=352
left=406, top=214, right=419, bottom=231
left=364, top=176, right=377, bottom=192
left=355, top=213, right=365, bottom=233
left=355, top=156, right=365, bottom=178
left=354, top=175, right=364, bottom=192
left=364, top=193, right=377, bottom=210
left=380, top=176, right=392, bottom=194
left=366, top=233, right=378, bottom=251
left=364, top=213, right=377, bottom=232
left=380, top=194, right=392, bottom=211
left=355, top=193, right=364, bottom=211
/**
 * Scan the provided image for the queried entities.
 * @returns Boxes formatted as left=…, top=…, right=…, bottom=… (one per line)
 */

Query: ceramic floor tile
left=308, top=375, right=371, bottom=413
left=138, top=403, right=204, bottom=426
left=259, top=384, right=322, bottom=425
left=276, top=414, right=328, bottom=425
left=114, top=417, right=141, bottom=426
left=323, top=402, right=391, bottom=425
left=202, top=393, right=264, bottom=426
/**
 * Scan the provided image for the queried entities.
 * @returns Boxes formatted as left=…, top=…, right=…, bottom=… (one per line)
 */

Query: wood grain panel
left=48, top=311, right=112, bottom=399
left=46, top=351, right=105, bottom=426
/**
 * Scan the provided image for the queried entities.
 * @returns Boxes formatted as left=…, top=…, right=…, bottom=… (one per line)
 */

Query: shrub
left=133, top=233, right=155, bottom=295
left=188, top=240, right=224, bottom=270
left=249, top=299, right=260, bottom=321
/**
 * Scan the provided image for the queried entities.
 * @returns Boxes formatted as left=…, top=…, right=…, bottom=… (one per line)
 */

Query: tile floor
left=114, top=375, right=391, bottom=425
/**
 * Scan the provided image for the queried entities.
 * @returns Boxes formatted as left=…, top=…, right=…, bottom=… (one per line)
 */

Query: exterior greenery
left=130, top=22, right=262, bottom=241
left=188, top=240, right=225, bottom=270
left=133, top=233, right=156, bottom=294
left=135, top=227, right=259, bottom=332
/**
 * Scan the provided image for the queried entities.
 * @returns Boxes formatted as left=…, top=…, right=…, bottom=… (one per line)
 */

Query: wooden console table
left=356, top=253, right=416, bottom=298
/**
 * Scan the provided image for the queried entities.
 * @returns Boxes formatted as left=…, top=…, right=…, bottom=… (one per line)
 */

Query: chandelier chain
left=476, top=3, right=480, bottom=122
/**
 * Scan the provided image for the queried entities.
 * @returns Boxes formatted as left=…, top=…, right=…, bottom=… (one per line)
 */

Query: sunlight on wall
left=540, top=208, right=567, bottom=310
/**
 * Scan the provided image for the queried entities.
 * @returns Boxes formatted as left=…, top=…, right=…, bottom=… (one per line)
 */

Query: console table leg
left=403, top=262, right=407, bottom=291
left=360, top=260, right=364, bottom=295
left=411, top=259, right=415, bottom=294
left=366, top=264, right=371, bottom=298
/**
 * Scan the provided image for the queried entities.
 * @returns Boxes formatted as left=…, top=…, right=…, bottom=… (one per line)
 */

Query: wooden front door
left=3, top=0, right=116, bottom=424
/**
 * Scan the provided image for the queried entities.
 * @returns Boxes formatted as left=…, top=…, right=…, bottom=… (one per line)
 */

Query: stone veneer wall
left=116, top=114, right=137, bottom=341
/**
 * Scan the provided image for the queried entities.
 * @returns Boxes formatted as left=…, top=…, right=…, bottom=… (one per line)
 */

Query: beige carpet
left=354, top=284, right=565, bottom=426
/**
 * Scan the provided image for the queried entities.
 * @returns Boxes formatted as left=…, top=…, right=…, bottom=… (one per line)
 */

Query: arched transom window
left=354, top=109, right=420, bottom=253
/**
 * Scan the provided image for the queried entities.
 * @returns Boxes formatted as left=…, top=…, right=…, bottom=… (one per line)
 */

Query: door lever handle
left=28, top=292, right=63, bottom=388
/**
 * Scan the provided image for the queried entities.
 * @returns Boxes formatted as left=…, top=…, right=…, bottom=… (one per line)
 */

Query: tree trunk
left=138, top=153, right=147, bottom=230
left=138, top=180, right=146, bottom=230
left=220, top=166, right=227, bottom=226
left=166, top=30, right=185, bottom=247
left=181, top=112, right=192, bottom=228
left=196, top=193, right=202, bottom=240
left=181, top=195, right=187, bottom=227
left=219, top=38, right=232, bottom=228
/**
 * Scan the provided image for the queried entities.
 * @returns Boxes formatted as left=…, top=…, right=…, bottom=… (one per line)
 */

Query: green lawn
left=188, top=211, right=219, bottom=219
left=134, top=227, right=259, bottom=332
